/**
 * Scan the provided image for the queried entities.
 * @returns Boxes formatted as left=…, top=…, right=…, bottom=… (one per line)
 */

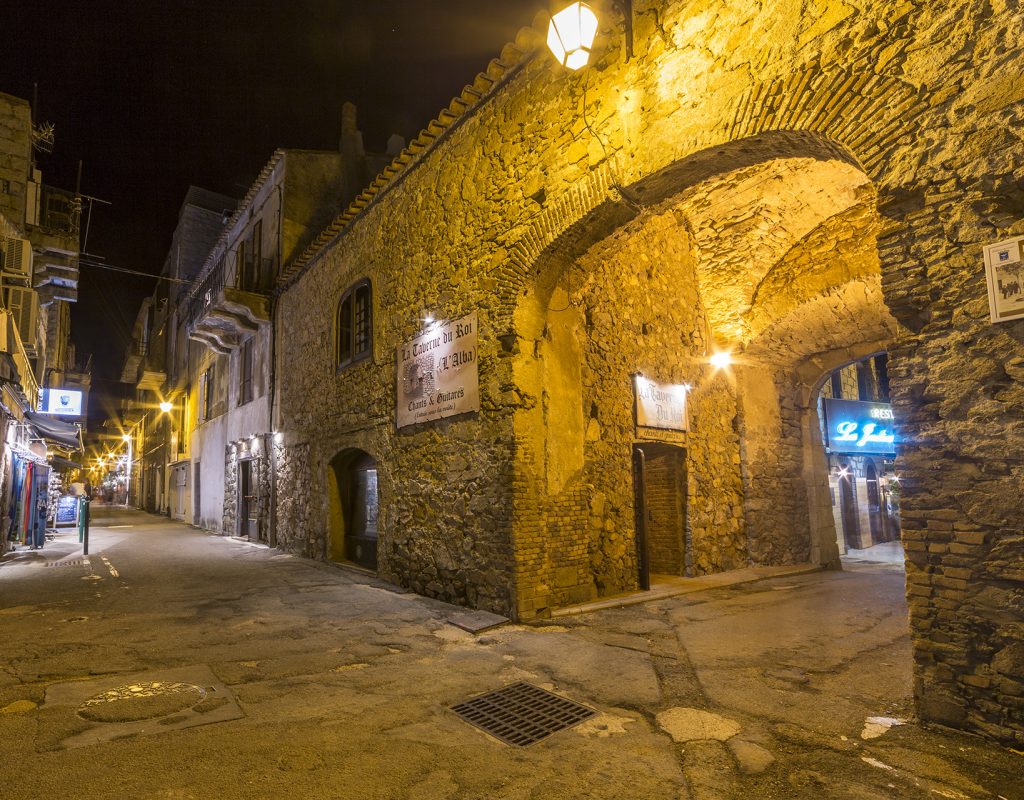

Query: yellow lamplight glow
left=547, top=2, right=599, bottom=71
left=159, top=401, right=173, bottom=413
left=122, top=433, right=131, bottom=441
left=709, top=351, right=733, bottom=370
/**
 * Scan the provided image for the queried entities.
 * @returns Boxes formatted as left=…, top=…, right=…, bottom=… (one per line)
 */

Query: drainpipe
left=267, top=182, right=284, bottom=548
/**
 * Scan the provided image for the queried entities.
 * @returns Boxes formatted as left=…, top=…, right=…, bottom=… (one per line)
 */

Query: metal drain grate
left=47, top=559, right=85, bottom=568
left=451, top=682, right=596, bottom=746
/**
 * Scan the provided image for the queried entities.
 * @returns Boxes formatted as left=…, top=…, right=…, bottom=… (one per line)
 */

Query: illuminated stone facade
left=272, top=2, right=1024, bottom=744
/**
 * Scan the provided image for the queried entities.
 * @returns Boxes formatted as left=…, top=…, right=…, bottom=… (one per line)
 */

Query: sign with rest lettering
left=822, top=398, right=897, bottom=456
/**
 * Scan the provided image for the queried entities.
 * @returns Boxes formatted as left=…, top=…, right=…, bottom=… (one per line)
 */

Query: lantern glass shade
left=547, top=2, right=599, bottom=70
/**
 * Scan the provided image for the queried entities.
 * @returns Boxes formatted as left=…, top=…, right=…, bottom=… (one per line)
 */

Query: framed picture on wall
left=983, top=237, right=1024, bottom=323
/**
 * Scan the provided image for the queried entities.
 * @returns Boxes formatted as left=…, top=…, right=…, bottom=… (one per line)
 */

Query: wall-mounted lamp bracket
left=611, top=0, right=634, bottom=61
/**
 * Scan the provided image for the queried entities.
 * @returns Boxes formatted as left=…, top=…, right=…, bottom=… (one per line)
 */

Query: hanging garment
left=19, top=462, right=33, bottom=545
left=7, top=455, right=24, bottom=542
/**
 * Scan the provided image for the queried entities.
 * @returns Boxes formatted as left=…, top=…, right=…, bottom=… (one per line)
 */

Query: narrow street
left=0, top=507, right=1020, bottom=800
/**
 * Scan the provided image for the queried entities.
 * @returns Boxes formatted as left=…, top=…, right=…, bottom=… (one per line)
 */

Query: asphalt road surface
left=0, top=506, right=1020, bottom=799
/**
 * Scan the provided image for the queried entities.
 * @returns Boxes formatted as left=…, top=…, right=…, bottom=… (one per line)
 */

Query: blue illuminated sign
left=823, top=398, right=897, bottom=456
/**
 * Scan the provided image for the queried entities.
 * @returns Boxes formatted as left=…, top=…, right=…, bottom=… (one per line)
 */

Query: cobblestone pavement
left=0, top=507, right=1020, bottom=799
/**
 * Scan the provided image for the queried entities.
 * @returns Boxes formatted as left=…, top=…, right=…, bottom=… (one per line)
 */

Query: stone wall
left=0, top=93, right=31, bottom=229
left=274, top=0, right=1024, bottom=743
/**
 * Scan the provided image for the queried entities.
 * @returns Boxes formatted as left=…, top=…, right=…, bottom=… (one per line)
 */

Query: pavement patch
left=656, top=707, right=741, bottom=743
left=728, top=738, right=776, bottom=774
left=2, top=699, right=37, bottom=714
left=573, top=711, right=636, bottom=738
left=42, top=665, right=243, bottom=749
left=861, top=715, right=906, bottom=739
left=446, top=609, right=509, bottom=634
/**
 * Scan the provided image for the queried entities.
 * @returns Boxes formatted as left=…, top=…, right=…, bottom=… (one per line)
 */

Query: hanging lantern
left=547, top=2, right=600, bottom=71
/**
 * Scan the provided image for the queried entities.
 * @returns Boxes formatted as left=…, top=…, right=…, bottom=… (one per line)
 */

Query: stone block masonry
left=273, top=0, right=1024, bottom=744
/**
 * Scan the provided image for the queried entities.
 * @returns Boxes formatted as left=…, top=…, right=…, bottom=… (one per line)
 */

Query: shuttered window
left=337, top=280, right=372, bottom=369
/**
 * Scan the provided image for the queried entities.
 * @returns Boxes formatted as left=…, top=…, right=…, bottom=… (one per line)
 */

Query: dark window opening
left=239, top=338, right=254, bottom=406
left=201, top=365, right=215, bottom=421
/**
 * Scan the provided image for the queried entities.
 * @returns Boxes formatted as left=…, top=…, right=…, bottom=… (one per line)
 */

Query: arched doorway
left=327, top=450, right=379, bottom=571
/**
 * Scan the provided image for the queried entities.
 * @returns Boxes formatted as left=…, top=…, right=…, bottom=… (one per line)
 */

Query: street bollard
left=82, top=498, right=90, bottom=557
left=78, top=496, right=86, bottom=543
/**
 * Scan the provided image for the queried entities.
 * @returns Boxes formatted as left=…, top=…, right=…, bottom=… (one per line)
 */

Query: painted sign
left=634, top=375, right=689, bottom=433
left=397, top=313, right=479, bottom=429
left=40, top=388, right=83, bottom=416
left=823, top=398, right=896, bottom=456
left=983, top=237, right=1024, bottom=323
left=55, top=495, right=78, bottom=525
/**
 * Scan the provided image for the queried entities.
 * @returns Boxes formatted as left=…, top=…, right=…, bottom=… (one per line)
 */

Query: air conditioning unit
left=1, top=236, right=33, bottom=282
left=4, top=286, right=40, bottom=356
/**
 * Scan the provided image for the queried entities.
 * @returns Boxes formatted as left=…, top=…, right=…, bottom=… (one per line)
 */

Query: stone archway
left=510, top=132, right=898, bottom=610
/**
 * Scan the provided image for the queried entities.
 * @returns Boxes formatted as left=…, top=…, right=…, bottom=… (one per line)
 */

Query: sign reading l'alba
left=634, top=375, right=689, bottom=432
left=397, top=313, right=480, bottom=429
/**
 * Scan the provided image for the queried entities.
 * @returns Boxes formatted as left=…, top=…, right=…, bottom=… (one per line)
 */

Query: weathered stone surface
left=272, top=0, right=1024, bottom=745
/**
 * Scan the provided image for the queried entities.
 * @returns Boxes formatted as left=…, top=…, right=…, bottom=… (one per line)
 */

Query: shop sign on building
left=823, top=398, right=896, bottom=456
left=397, top=313, right=479, bottom=429
left=983, top=237, right=1024, bottom=323
left=39, top=388, right=83, bottom=416
left=634, top=375, right=689, bottom=440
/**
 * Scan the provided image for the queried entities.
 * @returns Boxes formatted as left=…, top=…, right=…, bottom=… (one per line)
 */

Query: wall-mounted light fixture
left=547, top=1, right=633, bottom=70
left=709, top=351, right=733, bottom=370
left=547, top=2, right=600, bottom=71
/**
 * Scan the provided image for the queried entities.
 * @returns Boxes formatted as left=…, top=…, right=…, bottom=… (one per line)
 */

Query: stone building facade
left=271, top=2, right=1024, bottom=745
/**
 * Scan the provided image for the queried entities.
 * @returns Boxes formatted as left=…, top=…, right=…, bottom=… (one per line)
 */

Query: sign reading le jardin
left=634, top=375, right=689, bottom=434
left=397, top=312, right=480, bottom=429
left=822, top=398, right=897, bottom=456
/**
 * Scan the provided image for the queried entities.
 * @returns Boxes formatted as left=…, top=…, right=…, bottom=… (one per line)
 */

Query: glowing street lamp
left=547, top=2, right=600, bottom=71
left=159, top=401, right=173, bottom=413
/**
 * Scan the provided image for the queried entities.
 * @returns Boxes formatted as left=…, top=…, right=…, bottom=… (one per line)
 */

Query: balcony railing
left=185, top=254, right=275, bottom=329
left=185, top=253, right=274, bottom=354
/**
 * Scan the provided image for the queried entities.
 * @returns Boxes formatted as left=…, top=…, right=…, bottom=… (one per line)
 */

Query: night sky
left=4, top=0, right=547, bottom=425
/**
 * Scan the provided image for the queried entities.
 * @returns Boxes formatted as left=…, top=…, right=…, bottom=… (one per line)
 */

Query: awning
left=24, top=411, right=83, bottom=451
left=49, top=455, right=84, bottom=471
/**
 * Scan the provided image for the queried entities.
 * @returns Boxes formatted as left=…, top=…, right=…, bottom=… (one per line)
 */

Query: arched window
left=337, top=280, right=372, bottom=369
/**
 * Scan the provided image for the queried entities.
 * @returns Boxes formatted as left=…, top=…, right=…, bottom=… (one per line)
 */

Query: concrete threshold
left=551, top=564, right=823, bottom=617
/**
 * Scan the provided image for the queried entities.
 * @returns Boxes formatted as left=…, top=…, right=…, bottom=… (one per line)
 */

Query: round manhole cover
left=78, top=681, right=206, bottom=723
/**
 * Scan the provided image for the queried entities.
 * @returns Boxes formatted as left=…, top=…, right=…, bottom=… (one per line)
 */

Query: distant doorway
left=633, top=443, right=688, bottom=589
left=328, top=450, right=379, bottom=571
left=838, top=462, right=859, bottom=550
left=193, top=461, right=201, bottom=527
left=865, top=462, right=882, bottom=543
left=238, top=459, right=259, bottom=540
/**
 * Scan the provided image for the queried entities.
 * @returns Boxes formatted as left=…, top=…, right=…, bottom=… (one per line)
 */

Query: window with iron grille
left=239, top=337, right=254, bottom=405
left=337, top=280, right=372, bottom=369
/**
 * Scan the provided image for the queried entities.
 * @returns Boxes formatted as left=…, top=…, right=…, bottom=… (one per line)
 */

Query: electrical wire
left=76, top=256, right=194, bottom=285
